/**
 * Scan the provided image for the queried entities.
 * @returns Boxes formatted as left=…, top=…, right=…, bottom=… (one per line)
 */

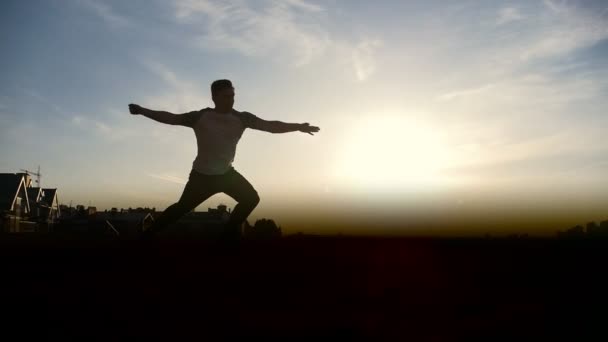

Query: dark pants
left=146, top=167, right=260, bottom=237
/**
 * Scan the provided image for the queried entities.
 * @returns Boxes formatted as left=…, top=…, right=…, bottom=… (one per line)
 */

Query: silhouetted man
left=129, top=80, right=319, bottom=240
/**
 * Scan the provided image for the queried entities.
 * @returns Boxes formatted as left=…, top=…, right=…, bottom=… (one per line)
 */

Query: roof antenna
left=19, top=165, right=42, bottom=188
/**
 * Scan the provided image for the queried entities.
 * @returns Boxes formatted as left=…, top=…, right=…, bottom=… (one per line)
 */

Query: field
left=2, top=234, right=607, bottom=340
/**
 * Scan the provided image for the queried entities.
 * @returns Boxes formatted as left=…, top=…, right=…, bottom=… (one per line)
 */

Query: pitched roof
left=40, top=188, right=58, bottom=207
left=0, top=174, right=29, bottom=212
left=27, top=187, right=42, bottom=205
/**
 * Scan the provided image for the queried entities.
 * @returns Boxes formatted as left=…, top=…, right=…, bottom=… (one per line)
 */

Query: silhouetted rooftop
left=0, top=174, right=27, bottom=211
left=40, top=188, right=58, bottom=207
left=27, top=187, right=42, bottom=205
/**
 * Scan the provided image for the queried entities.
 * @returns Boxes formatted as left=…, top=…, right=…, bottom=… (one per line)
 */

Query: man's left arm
left=242, top=112, right=320, bottom=135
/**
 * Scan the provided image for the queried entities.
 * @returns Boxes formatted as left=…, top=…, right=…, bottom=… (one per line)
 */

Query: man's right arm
left=129, top=104, right=200, bottom=127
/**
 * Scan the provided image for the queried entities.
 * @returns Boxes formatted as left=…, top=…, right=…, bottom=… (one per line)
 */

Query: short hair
left=211, top=79, right=233, bottom=98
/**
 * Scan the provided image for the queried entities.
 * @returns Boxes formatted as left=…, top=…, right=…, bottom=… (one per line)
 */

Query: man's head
left=211, top=79, right=235, bottom=112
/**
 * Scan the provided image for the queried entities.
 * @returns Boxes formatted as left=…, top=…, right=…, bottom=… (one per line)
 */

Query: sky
left=1, top=0, right=607, bottom=236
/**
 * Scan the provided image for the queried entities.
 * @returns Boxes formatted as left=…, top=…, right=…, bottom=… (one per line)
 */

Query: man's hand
left=299, top=123, right=320, bottom=135
left=129, top=103, right=144, bottom=115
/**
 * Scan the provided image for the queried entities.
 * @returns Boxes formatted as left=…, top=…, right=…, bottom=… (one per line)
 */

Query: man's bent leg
left=222, top=168, right=260, bottom=239
left=145, top=170, right=218, bottom=237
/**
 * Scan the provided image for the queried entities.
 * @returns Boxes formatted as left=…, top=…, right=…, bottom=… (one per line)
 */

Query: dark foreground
left=2, top=234, right=607, bottom=341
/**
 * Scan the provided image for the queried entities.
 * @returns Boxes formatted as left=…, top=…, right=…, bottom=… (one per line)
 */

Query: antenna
left=19, top=165, right=42, bottom=188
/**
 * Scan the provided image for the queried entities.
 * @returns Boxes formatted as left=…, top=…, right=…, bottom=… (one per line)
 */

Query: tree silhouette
left=244, top=218, right=282, bottom=239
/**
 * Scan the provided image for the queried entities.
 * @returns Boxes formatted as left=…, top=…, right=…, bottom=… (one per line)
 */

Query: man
left=129, top=79, right=320, bottom=240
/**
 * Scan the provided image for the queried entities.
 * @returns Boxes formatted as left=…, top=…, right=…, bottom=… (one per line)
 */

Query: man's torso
left=189, top=108, right=251, bottom=175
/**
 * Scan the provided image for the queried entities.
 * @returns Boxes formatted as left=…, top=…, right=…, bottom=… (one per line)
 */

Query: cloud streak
left=147, top=173, right=187, bottom=185
left=141, top=61, right=210, bottom=113
left=497, top=6, right=524, bottom=25
left=519, top=0, right=608, bottom=60
left=78, top=0, right=130, bottom=28
left=175, top=0, right=329, bottom=66
left=70, top=112, right=142, bottom=143
left=433, top=1, right=608, bottom=111
left=19, top=87, right=65, bottom=115
left=352, top=39, right=382, bottom=81
left=425, top=0, right=608, bottom=189
left=173, top=0, right=381, bottom=80
left=436, top=84, right=495, bottom=102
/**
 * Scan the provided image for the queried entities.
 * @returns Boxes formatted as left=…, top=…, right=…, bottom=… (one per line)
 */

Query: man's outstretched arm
left=128, top=104, right=199, bottom=127
left=257, top=121, right=320, bottom=135
left=244, top=113, right=320, bottom=135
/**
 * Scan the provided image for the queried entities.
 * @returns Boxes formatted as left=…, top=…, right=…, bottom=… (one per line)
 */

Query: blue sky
left=1, top=0, right=607, bottom=235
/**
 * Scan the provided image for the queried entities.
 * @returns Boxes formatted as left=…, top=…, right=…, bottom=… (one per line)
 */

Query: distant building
left=562, top=225, right=585, bottom=238
left=57, top=204, right=154, bottom=237
left=58, top=204, right=79, bottom=219
left=586, top=221, right=600, bottom=236
left=558, top=220, right=608, bottom=238
left=23, top=187, right=61, bottom=231
left=92, top=211, right=155, bottom=237
left=0, top=173, right=34, bottom=232
left=601, top=220, right=608, bottom=232
left=37, top=188, right=61, bottom=231
left=26, top=187, right=43, bottom=219
left=593, top=220, right=608, bottom=237
left=56, top=204, right=232, bottom=237
left=169, top=205, right=231, bottom=237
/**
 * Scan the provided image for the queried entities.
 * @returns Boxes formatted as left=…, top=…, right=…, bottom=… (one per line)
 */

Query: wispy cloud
left=434, top=0, right=608, bottom=106
left=444, top=130, right=608, bottom=187
left=147, top=173, right=187, bottom=185
left=436, top=69, right=607, bottom=108
left=71, top=116, right=83, bottom=125
left=496, top=6, right=524, bottom=25
left=175, top=0, right=329, bottom=66
left=78, top=0, right=130, bottom=28
left=543, top=0, right=567, bottom=14
left=71, top=114, right=111, bottom=136
left=519, top=0, right=608, bottom=60
left=284, top=0, right=323, bottom=12
left=141, top=61, right=210, bottom=113
left=94, top=121, right=111, bottom=133
left=436, top=84, right=495, bottom=102
left=432, top=76, right=607, bottom=178
left=352, top=39, right=382, bottom=81
left=451, top=130, right=606, bottom=170
left=173, top=0, right=381, bottom=80
left=70, top=112, right=140, bottom=142
left=19, top=87, right=65, bottom=115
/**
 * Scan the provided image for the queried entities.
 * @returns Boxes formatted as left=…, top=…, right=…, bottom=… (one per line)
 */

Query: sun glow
left=332, top=114, right=452, bottom=190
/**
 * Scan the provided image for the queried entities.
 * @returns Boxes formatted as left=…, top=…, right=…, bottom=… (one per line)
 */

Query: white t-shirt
left=176, top=108, right=262, bottom=175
